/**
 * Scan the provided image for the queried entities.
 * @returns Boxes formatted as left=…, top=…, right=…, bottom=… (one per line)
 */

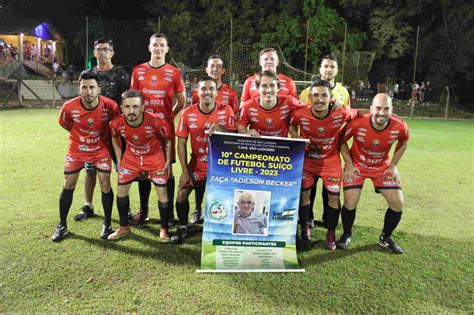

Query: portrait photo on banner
left=232, top=190, right=270, bottom=236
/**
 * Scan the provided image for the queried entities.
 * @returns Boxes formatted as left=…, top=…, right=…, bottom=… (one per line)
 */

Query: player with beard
left=338, top=93, right=409, bottom=254
left=107, top=90, right=173, bottom=242
left=52, top=72, right=119, bottom=242
left=289, top=80, right=367, bottom=249
left=240, top=48, right=297, bottom=108
left=76, top=38, right=131, bottom=223
left=174, top=77, right=237, bottom=240
left=300, top=55, right=351, bottom=230
left=238, top=71, right=303, bottom=137
left=130, top=33, right=186, bottom=226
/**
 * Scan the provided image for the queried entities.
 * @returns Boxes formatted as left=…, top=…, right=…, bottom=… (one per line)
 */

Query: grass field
left=0, top=109, right=473, bottom=313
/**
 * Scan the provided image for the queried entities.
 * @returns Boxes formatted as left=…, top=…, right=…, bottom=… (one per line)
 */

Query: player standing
left=174, top=76, right=237, bottom=238
left=75, top=38, right=131, bottom=222
left=191, top=55, right=239, bottom=115
left=289, top=80, right=366, bottom=249
left=338, top=93, right=409, bottom=254
left=130, top=33, right=186, bottom=226
left=52, top=72, right=119, bottom=242
left=240, top=48, right=297, bottom=108
left=238, top=71, right=302, bottom=137
left=107, top=90, right=173, bottom=241
left=300, top=55, right=351, bottom=230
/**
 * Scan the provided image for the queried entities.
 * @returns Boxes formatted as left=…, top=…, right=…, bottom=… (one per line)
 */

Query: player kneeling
left=338, top=93, right=409, bottom=254
left=108, top=90, right=173, bottom=242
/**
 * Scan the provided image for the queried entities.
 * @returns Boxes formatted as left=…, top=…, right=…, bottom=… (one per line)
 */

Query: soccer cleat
left=379, top=234, right=403, bottom=254
left=325, top=230, right=337, bottom=250
left=300, top=224, right=311, bottom=241
left=159, top=228, right=170, bottom=243
left=336, top=234, right=352, bottom=250
left=52, top=224, right=69, bottom=242
left=169, top=226, right=187, bottom=244
left=74, top=205, right=95, bottom=222
left=107, top=226, right=130, bottom=240
left=132, top=210, right=149, bottom=226
left=191, top=209, right=203, bottom=224
left=100, top=224, right=113, bottom=240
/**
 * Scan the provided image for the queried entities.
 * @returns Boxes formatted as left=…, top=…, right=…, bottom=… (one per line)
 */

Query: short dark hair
left=79, top=72, right=100, bottom=83
left=121, top=89, right=143, bottom=103
left=198, top=76, right=217, bottom=85
left=255, top=70, right=280, bottom=88
left=310, top=79, right=332, bottom=91
left=150, top=33, right=168, bottom=43
left=207, top=54, right=223, bottom=64
left=259, top=47, right=277, bottom=57
left=321, top=54, right=337, bottom=63
left=94, top=38, right=113, bottom=50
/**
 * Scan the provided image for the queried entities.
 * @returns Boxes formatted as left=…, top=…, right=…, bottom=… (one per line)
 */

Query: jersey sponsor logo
left=188, top=117, right=197, bottom=122
left=71, top=109, right=80, bottom=114
left=390, top=130, right=400, bottom=134
left=333, top=114, right=343, bottom=119
left=358, top=128, right=367, bottom=132
left=332, top=123, right=342, bottom=128
left=151, top=177, right=167, bottom=185
left=188, top=113, right=197, bottom=117
left=382, top=181, right=399, bottom=187
left=302, top=126, right=310, bottom=130
left=300, top=117, right=309, bottom=121
left=165, top=69, right=173, bottom=73
left=138, top=75, right=144, bottom=81
left=249, top=108, right=258, bottom=112
left=280, top=105, right=289, bottom=110
left=217, top=115, right=226, bottom=119
left=142, top=88, right=166, bottom=95
left=248, top=111, right=258, bottom=116
left=250, top=117, right=259, bottom=122
left=356, top=132, right=366, bottom=136
left=164, top=77, right=173, bottom=82
left=281, top=109, right=290, bottom=115
left=356, top=136, right=365, bottom=142
left=189, top=123, right=198, bottom=129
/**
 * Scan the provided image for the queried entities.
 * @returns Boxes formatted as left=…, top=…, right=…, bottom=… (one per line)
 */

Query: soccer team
left=52, top=33, right=409, bottom=254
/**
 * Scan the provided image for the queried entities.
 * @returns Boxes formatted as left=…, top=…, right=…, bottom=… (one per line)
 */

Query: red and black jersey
left=110, top=111, right=171, bottom=170
left=241, top=73, right=297, bottom=102
left=238, top=95, right=303, bottom=137
left=191, top=83, right=239, bottom=114
left=342, top=114, right=410, bottom=174
left=176, top=102, right=236, bottom=163
left=130, top=62, right=185, bottom=122
left=59, top=96, right=119, bottom=157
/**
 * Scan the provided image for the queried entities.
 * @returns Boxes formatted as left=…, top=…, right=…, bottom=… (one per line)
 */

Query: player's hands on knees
left=343, top=163, right=360, bottom=181
left=383, top=165, right=400, bottom=181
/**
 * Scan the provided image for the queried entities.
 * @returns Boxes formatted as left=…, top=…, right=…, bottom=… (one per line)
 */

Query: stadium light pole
left=85, top=16, right=89, bottom=70
left=341, top=22, right=347, bottom=84
left=304, top=20, right=309, bottom=81
left=410, top=26, right=420, bottom=118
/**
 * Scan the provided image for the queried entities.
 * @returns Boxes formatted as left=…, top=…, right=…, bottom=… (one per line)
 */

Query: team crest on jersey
left=318, top=127, right=325, bottom=135
left=87, top=118, right=94, bottom=126
left=151, top=75, right=158, bottom=85
left=133, top=135, right=140, bottom=143
left=266, top=118, right=273, bottom=127
left=372, top=139, right=381, bottom=147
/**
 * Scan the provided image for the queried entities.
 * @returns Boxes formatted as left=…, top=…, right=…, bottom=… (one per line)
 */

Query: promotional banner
left=198, top=132, right=307, bottom=273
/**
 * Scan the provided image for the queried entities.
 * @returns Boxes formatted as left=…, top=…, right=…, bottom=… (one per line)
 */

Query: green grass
left=0, top=109, right=473, bottom=313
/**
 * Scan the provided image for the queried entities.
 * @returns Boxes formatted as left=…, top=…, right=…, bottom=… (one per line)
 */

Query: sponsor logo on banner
left=208, top=201, right=228, bottom=222
left=272, top=208, right=295, bottom=221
